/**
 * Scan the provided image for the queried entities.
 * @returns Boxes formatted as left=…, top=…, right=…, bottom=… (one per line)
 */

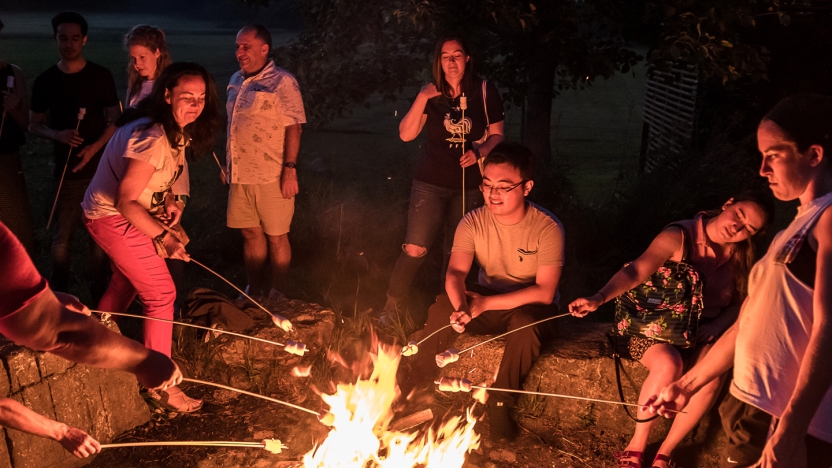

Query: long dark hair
left=124, top=25, right=172, bottom=102
left=701, top=189, right=775, bottom=298
left=431, top=36, right=474, bottom=98
left=117, top=62, right=221, bottom=159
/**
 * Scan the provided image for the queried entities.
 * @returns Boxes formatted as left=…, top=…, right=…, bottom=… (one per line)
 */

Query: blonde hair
left=124, top=25, right=171, bottom=102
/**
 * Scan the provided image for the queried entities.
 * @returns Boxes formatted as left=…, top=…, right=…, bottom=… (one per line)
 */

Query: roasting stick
left=212, top=151, right=227, bottom=180
left=47, top=107, right=86, bottom=230
left=460, top=93, right=467, bottom=217
left=458, top=312, right=572, bottom=355
left=91, top=310, right=307, bottom=355
left=152, top=221, right=294, bottom=332
left=401, top=324, right=453, bottom=356
left=434, top=378, right=687, bottom=415
left=183, top=378, right=321, bottom=417
left=101, top=439, right=288, bottom=453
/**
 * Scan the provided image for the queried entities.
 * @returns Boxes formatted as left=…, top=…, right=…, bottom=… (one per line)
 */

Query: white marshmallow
left=401, top=341, right=419, bottom=356
left=262, top=438, right=286, bottom=454
left=460, top=94, right=467, bottom=110
left=318, top=412, right=335, bottom=426
left=284, top=340, right=307, bottom=356
left=436, top=377, right=472, bottom=392
left=435, top=348, right=459, bottom=368
left=271, top=314, right=294, bottom=332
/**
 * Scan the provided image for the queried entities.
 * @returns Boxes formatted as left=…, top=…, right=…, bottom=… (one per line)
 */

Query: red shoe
left=652, top=454, right=680, bottom=468
left=614, top=450, right=644, bottom=467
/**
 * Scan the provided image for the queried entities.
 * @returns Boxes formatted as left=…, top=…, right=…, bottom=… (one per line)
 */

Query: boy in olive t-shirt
left=408, top=142, right=565, bottom=443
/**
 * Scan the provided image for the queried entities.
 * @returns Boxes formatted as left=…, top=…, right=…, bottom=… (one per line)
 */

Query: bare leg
left=241, top=226, right=269, bottom=296
left=621, top=344, right=684, bottom=464
left=266, top=233, right=291, bottom=293
left=655, top=343, right=727, bottom=463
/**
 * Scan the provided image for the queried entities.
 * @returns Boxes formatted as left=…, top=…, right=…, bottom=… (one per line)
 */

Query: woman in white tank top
left=648, top=94, right=832, bottom=468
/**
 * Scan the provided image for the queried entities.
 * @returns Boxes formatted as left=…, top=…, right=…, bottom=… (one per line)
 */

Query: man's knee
left=403, top=243, right=427, bottom=258
left=266, top=233, right=289, bottom=247
left=240, top=227, right=264, bottom=240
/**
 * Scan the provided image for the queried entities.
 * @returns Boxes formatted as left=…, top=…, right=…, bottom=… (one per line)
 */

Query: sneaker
left=486, top=400, right=518, bottom=443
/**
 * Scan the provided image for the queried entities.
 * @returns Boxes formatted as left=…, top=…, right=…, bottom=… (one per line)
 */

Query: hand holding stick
left=47, top=107, right=86, bottom=230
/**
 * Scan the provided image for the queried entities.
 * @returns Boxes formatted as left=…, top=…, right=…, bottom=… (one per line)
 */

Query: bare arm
left=757, top=208, right=832, bottom=467
left=446, top=250, right=474, bottom=315
left=399, top=83, right=440, bottom=141
left=467, top=264, right=561, bottom=318
left=569, top=227, right=684, bottom=316
left=280, top=123, right=302, bottom=198
left=116, top=158, right=188, bottom=260
left=29, top=111, right=83, bottom=147
left=461, top=120, right=505, bottom=168
left=0, top=398, right=100, bottom=458
left=72, top=104, right=121, bottom=172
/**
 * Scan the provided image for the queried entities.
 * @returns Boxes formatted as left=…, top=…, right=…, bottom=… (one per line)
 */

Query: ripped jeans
left=386, top=180, right=482, bottom=303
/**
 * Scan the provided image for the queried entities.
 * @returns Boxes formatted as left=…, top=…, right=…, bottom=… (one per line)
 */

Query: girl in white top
left=648, top=94, right=832, bottom=468
left=124, top=25, right=171, bottom=108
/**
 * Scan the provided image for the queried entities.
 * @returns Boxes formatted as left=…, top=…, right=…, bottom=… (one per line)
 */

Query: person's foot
left=268, top=288, right=286, bottom=301
left=486, top=400, right=518, bottom=443
left=148, top=386, right=203, bottom=413
left=613, top=449, right=644, bottom=467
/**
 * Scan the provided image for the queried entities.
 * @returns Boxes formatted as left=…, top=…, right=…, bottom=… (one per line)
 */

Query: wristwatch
left=283, top=162, right=297, bottom=169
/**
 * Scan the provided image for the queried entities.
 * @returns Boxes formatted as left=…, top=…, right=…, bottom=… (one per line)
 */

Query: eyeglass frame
left=479, top=180, right=527, bottom=196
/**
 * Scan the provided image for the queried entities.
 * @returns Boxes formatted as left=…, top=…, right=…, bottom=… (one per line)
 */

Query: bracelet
left=174, top=195, right=189, bottom=207
left=153, top=230, right=168, bottom=246
left=595, top=291, right=607, bottom=304
left=471, top=147, right=481, bottom=160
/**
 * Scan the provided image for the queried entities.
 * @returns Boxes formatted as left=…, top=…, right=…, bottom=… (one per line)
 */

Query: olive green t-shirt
left=452, top=202, right=565, bottom=304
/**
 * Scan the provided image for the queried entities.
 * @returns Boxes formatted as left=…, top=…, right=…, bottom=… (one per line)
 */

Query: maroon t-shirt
left=0, top=222, right=48, bottom=318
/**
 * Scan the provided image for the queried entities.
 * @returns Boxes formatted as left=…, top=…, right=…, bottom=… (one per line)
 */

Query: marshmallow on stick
left=401, top=341, right=419, bottom=356
left=318, top=412, right=335, bottom=427
left=77, top=107, right=86, bottom=120
left=460, top=94, right=467, bottom=110
left=436, top=377, right=472, bottom=392
left=270, top=314, right=294, bottom=333
left=435, top=348, right=459, bottom=368
left=284, top=339, right=307, bottom=356
left=263, top=439, right=287, bottom=454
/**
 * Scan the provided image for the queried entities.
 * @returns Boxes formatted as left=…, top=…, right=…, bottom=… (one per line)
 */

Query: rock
left=193, top=298, right=336, bottom=395
left=0, top=318, right=150, bottom=468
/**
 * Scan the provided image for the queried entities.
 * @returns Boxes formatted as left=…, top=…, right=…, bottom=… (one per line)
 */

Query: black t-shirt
left=0, top=65, right=26, bottom=154
left=413, top=78, right=505, bottom=189
left=30, top=62, right=119, bottom=180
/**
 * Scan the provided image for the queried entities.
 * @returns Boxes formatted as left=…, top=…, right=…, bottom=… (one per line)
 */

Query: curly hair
left=124, top=25, right=172, bottom=103
left=117, top=62, right=221, bottom=159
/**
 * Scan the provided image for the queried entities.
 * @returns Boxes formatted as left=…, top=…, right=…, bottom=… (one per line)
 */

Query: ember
left=303, top=341, right=480, bottom=467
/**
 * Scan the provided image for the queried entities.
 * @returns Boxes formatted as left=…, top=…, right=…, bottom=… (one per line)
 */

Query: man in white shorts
left=226, top=23, right=305, bottom=299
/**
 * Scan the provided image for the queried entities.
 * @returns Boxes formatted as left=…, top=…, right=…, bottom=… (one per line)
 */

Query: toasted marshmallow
left=435, top=348, right=459, bottom=368
left=436, top=377, right=472, bottom=392
left=401, top=341, right=419, bottom=356
left=271, top=314, right=294, bottom=332
left=284, top=340, right=307, bottom=356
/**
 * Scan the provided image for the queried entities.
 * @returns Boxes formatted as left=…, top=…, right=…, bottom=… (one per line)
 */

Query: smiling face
left=708, top=200, right=768, bottom=245
left=129, top=44, right=161, bottom=79
left=481, top=162, right=533, bottom=222
left=235, top=29, right=269, bottom=75
left=165, top=74, right=206, bottom=128
left=55, top=22, right=86, bottom=61
left=757, top=120, right=818, bottom=202
left=440, top=40, right=469, bottom=83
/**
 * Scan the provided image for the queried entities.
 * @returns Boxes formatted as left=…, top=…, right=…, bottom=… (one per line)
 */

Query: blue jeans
left=50, top=178, right=109, bottom=301
left=386, top=180, right=482, bottom=302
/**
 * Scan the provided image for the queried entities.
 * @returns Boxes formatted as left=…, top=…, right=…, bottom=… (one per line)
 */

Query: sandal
left=652, top=454, right=680, bottom=468
left=614, top=450, right=644, bottom=467
left=150, top=387, right=203, bottom=413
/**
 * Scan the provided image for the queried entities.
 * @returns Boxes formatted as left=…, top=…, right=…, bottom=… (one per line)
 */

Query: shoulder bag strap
left=481, top=79, right=490, bottom=128
left=607, top=334, right=660, bottom=423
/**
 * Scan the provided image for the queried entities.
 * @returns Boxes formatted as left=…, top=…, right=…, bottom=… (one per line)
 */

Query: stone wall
left=0, top=322, right=150, bottom=468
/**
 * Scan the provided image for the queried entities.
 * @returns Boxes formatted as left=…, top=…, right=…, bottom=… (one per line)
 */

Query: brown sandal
left=151, top=387, right=203, bottom=413
left=614, top=450, right=644, bottom=467
left=652, top=454, right=680, bottom=468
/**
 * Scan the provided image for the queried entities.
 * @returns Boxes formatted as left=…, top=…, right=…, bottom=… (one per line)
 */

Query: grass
left=2, top=11, right=650, bottom=322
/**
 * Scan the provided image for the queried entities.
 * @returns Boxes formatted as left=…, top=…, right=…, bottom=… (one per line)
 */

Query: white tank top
left=731, top=191, right=832, bottom=443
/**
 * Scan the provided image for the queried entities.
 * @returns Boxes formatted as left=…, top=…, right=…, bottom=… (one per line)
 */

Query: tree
left=266, top=0, right=800, bottom=162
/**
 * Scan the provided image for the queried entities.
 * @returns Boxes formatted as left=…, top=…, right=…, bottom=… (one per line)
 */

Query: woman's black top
left=413, top=78, right=504, bottom=190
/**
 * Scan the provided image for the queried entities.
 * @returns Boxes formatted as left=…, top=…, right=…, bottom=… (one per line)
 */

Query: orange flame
left=303, top=340, right=480, bottom=467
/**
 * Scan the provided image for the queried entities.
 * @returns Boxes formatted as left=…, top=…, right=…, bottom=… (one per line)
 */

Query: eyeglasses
left=479, top=181, right=526, bottom=196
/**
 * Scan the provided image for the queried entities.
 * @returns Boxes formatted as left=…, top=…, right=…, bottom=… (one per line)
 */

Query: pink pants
left=84, top=214, right=175, bottom=357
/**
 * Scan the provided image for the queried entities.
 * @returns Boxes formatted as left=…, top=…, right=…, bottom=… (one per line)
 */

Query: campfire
left=303, top=339, right=481, bottom=467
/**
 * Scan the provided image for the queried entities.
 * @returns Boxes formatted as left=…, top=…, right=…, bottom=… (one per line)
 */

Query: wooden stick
left=47, top=115, right=83, bottom=230
left=102, top=441, right=265, bottom=449
left=182, top=378, right=321, bottom=416
left=457, top=312, right=572, bottom=354
left=91, top=310, right=290, bottom=349
left=460, top=93, right=467, bottom=217
left=212, top=151, right=227, bottom=179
